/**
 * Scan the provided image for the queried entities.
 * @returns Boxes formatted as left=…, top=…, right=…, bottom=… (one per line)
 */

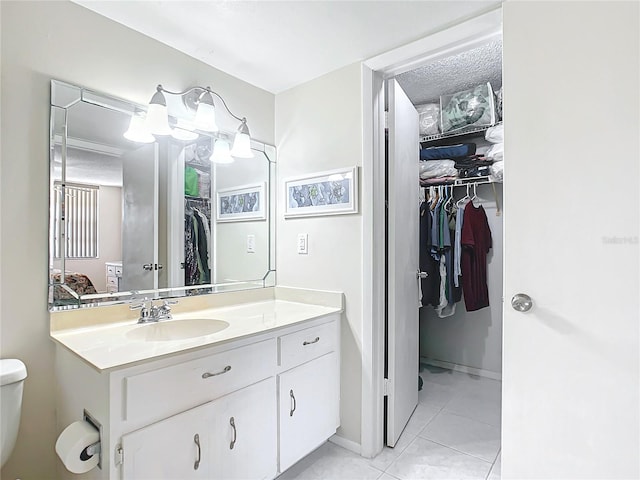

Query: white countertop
left=51, top=299, right=341, bottom=371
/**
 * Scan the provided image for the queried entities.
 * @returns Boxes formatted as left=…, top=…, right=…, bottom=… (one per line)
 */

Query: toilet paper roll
left=55, top=421, right=100, bottom=474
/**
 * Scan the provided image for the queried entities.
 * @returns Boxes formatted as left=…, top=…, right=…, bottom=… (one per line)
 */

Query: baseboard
left=420, top=356, right=502, bottom=381
left=329, top=434, right=362, bottom=455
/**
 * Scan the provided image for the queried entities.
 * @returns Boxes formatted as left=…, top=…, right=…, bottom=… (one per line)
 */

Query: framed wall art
left=284, top=166, right=358, bottom=218
left=216, top=183, right=267, bottom=222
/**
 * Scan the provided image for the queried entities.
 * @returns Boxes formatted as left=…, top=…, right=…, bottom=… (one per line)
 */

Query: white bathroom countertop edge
left=50, top=299, right=342, bottom=372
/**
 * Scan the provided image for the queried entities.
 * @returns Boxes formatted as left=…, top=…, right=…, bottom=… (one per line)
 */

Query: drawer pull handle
left=289, top=389, right=296, bottom=417
left=193, top=433, right=201, bottom=470
left=229, top=416, right=237, bottom=450
left=303, top=336, right=320, bottom=346
left=202, top=365, right=231, bottom=379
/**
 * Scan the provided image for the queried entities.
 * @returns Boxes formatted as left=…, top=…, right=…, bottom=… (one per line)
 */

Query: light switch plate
left=297, top=233, right=308, bottom=254
left=247, top=234, right=256, bottom=253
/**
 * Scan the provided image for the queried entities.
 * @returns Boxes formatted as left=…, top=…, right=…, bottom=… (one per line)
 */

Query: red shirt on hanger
left=460, top=202, right=492, bottom=311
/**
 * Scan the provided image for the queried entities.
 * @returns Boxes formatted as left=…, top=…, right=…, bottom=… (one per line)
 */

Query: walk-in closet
left=384, top=33, right=503, bottom=478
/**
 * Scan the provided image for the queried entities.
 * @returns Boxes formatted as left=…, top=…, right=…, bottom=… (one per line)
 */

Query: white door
left=503, top=2, right=639, bottom=478
left=122, top=143, right=158, bottom=291
left=385, top=79, right=420, bottom=447
left=121, top=402, right=211, bottom=479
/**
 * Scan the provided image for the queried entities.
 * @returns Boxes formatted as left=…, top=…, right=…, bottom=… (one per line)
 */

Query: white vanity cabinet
left=121, top=378, right=277, bottom=480
left=277, top=321, right=341, bottom=472
left=53, top=309, right=341, bottom=480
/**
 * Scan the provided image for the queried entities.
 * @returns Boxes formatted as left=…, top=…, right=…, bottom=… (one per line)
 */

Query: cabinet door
left=121, top=402, right=212, bottom=479
left=278, top=352, right=339, bottom=472
left=210, top=377, right=277, bottom=480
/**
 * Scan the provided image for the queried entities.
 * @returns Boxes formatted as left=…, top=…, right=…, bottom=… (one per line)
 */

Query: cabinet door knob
left=229, top=417, right=237, bottom=450
left=289, top=389, right=296, bottom=417
left=193, top=433, right=201, bottom=470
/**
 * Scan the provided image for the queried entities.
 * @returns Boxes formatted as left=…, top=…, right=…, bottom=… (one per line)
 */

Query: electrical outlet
left=247, top=234, right=256, bottom=253
left=297, top=233, right=308, bottom=254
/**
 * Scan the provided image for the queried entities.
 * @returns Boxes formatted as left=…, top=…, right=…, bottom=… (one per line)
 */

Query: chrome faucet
left=130, top=299, right=178, bottom=323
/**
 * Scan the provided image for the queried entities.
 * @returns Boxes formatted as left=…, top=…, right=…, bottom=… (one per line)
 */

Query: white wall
left=66, top=185, right=122, bottom=293
left=275, top=64, right=363, bottom=445
left=420, top=184, right=503, bottom=375
left=0, top=2, right=274, bottom=478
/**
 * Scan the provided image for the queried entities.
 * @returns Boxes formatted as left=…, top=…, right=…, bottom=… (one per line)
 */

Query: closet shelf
left=420, top=122, right=502, bottom=146
left=421, top=176, right=501, bottom=188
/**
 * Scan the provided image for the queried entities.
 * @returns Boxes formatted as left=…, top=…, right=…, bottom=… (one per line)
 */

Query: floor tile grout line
left=413, top=436, right=497, bottom=465
left=438, top=408, right=502, bottom=428
left=485, top=447, right=502, bottom=480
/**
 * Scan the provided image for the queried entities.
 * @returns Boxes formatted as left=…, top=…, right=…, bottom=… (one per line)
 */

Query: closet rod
left=422, top=178, right=502, bottom=216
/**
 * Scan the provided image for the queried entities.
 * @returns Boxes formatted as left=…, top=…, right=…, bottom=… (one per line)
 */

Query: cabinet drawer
left=124, top=339, right=277, bottom=426
left=106, top=276, right=118, bottom=287
left=115, top=266, right=123, bottom=276
left=279, top=319, right=338, bottom=371
left=106, top=265, right=116, bottom=276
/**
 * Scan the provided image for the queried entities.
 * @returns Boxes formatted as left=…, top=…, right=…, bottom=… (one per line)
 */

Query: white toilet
left=1, top=359, right=27, bottom=468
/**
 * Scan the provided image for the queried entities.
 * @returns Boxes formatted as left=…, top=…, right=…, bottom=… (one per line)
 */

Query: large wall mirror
left=49, top=80, right=275, bottom=310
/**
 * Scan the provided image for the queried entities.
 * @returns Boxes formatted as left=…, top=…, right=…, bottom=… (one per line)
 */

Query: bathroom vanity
left=51, top=287, right=342, bottom=480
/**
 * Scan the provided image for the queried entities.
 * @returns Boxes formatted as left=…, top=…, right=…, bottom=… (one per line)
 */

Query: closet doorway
left=384, top=27, right=503, bottom=473
left=359, top=5, right=505, bottom=462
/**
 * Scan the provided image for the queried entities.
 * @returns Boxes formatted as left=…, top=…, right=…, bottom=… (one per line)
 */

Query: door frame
left=360, top=5, right=503, bottom=458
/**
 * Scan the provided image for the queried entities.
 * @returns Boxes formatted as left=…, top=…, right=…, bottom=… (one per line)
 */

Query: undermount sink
left=126, top=319, right=230, bottom=342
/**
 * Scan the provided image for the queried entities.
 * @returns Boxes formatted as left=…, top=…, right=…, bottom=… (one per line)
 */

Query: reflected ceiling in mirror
left=49, top=80, right=276, bottom=311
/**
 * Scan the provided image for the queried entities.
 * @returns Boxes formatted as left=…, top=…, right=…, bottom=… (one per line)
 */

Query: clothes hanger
left=470, top=183, right=478, bottom=204
left=456, top=184, right=470, bottom=208
left=447, top=186, right=456, bottom=213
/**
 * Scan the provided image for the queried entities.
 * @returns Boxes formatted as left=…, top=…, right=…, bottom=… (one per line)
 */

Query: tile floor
left=279, top=365, right=501, bottom=480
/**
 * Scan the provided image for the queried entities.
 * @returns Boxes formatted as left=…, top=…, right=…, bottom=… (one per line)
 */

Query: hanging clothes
left=184, top=205, right=211, bottom=286
left=419, top=201, right=440, bottom=307
left=184, top=213, right=200, bottom=286
left=460, top=202, right=492, bottom=311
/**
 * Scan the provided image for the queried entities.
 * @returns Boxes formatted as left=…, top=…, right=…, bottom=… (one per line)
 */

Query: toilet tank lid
left=0, top=359, right=27, bottom=386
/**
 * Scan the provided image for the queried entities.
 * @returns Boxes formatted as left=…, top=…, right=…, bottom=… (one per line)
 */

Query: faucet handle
left=162, top=300, right=179, bottom=307
left=129, top=298, right=149, bottom=310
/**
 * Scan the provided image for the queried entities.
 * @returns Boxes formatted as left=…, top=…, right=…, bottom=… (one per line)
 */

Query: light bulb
left=145, top=103, right=172, bottom=136
left=193, top=91, right=218, bottom=132
left=230, top=119, right=253, bottom=158
left=210, top=139, right=234, bottom=164
left=124, top=115, right=155, bottom=143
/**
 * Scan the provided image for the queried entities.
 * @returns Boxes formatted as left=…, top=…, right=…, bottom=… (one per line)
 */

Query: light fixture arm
left=155, top=84, right=245, bottom=123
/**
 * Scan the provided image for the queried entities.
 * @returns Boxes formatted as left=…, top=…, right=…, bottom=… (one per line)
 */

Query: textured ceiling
left=72, top=0, right=501, bottom=93
left=396, top=39, right=502, bottom=106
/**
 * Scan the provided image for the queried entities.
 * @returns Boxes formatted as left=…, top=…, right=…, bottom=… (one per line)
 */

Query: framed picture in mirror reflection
left=216, top=183, right=267, bottom=222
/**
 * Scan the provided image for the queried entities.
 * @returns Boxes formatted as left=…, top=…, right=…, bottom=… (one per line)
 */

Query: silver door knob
left=417, top=271, right=428, bottom=279
left=142, top=263, right=153, bottom=271
left=511, top=293, right=533, bottom=312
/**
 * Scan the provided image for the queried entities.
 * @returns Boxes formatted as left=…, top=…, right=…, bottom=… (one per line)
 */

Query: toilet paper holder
left=83, top=410, right=102, bottom=470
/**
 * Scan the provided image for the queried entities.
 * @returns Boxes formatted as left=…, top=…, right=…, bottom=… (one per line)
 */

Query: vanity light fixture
left=144, top=84, right=254, bottom=158
left=123, top=112, right=155, bottom=144
left=145, top=86, right=173, bottom=135
left=210, top=139, right=234, bottom=164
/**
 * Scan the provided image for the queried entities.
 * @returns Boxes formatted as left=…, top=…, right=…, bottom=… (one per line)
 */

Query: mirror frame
left=49, top=80, right=276, bottom=311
